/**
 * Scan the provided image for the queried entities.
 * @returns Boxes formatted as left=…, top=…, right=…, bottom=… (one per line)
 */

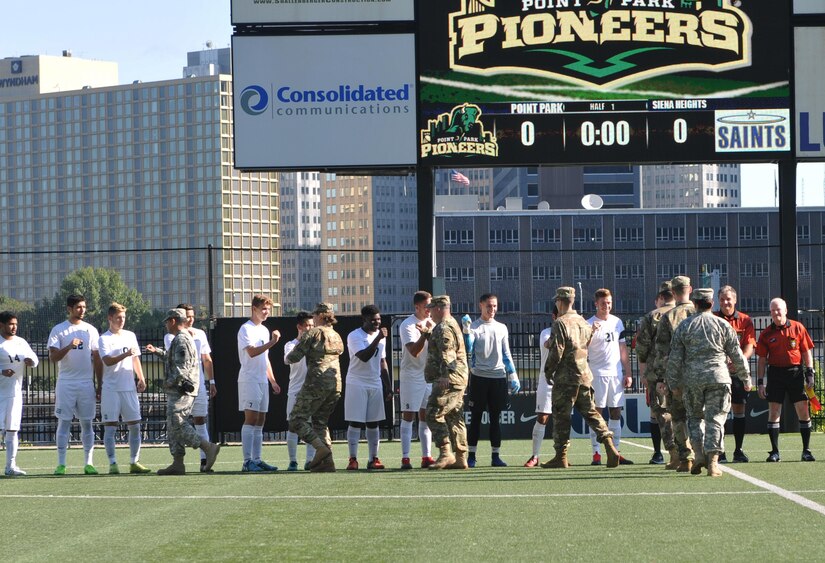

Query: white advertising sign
left=794, top=0, right=825, bottom=14
left=231, top=0, right=414, bottom=24
left=232, top=34, right=417, bottom=170
left=795, top=27, right=825, bottom=159
left=714, top=109, right=791, bottom=153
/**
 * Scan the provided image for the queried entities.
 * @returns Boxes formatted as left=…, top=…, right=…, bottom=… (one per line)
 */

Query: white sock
left=253, top=426, right=263, bottom=461
left=418, top=421, right=432, bottom=458
left=56, top=419, right=71, bottom=466
left=347, top=426, right=361, bottom=458
left=468, top=445, right=478, bottom=454
left=286, top=431, right=299, bottom=463
left=305, top=443, right=316, bottom=464
left=128, top=423, right=141, bottom=463
left=590, top=428, right=600, bottom=454
left=531, top=422, right=546, bottom=458
left=366, top=427, right=380, bottom=460
left=104, top=426, right=117, bottom=464
left=195, top=424, right=209, bottom=460
left=609, top=419, right=622, bottom=451
left=241, top=424, right=254, bottom=461
left=400, top=419, right=413, bottom=458
left=80, top=419, right=95, bottom=465
left=5, top=430, right=18, bottom=469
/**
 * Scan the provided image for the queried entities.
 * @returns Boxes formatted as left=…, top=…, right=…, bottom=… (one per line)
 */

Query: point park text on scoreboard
left=417, top=0, right=791, bottom=167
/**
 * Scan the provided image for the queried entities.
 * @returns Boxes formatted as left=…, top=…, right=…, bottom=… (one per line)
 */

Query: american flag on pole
left=450, top=169, right=470, bottom=186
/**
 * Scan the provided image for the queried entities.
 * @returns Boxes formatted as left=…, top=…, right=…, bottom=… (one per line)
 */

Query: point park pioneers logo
left=420, top=103, right=499, bottom=158
left=240, top=85, right=268, bottom=116
left=448, top=0, right=752, bottom=89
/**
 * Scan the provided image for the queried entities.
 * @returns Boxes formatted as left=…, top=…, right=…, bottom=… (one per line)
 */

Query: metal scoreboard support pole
left=416, top=165, right=435, bottom=294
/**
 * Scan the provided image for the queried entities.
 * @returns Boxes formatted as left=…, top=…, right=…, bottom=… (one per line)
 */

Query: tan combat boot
left=201, top=441, right=221, bottom=472
left=665, top=447, right=680, bottom=470
left=676, top=458, right=693, bottom=473
left=690, top=449, right=706, bottom=475
left=429, top=443, right=456, bottom=470
left=157, top=455, right=186, bottom=475
left=447, top=451, right=468, bottom=469
left=310, top=455, right=336, bottom=473
left=540, top=446, right=569, bottom=468
left=308, top=438, right=332, bottom=469
left=602, top=436, right=620, bottom=468
left=707, top=454, right=722, bottom=477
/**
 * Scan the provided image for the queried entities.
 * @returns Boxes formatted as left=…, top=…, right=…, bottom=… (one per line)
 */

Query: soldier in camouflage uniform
left=666, top=289, right=750, bottom=477
left=286, top=303, right=344, bottom=473
left=543, top=287, right=620, bottom=469
left=420, top=295, right=469, bottom=470
left=635, top=281, right=676, bottom=465
left=157, top=308, right=220, bottom=475
left=652, top=275, right=696, bottom=472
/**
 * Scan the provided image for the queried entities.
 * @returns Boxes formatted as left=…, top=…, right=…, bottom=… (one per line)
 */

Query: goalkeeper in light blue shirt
left=462, top=294, right=519, bottom=468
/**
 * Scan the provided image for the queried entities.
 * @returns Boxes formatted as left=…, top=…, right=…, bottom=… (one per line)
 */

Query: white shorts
left=238, top=381, right=269, bottom=413
left=191, top=381, right=208, bottom=418
left=0, top=394, right=23, bottom=431
left=536, top=377, right=553, bottom=414
left=285, top=391, right=300, bottom=420
left=55, top=379, right=96, bottom=421
left=399, top=380, right=431, bottom=413
left=591, top=375, right=625, bottom=409
left=101, top=389, right=141, bottom=423
left=344, top=382, right=386, bottom=423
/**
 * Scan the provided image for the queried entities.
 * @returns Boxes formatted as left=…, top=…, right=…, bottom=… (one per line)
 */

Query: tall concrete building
left=641, top=163, right=742, bottom=208
left=280, top=171, right=322, bottom=313
left=0, top=51, right=279, bottom=317
left=319, top=174, right=418, bottom=315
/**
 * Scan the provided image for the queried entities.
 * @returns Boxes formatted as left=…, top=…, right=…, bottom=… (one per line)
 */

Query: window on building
left=572, top=227, right=602, bottom=243
left=614, top=227, right=643, bottom=242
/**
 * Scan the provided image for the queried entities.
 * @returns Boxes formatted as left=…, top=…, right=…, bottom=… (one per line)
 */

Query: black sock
left=733, top=416, right=746, bottom=451
left=650, top=421, right=662, bottom=453
left=768, top=423, right=780, bottom=452
left=800, top=420, right=812, bottom=451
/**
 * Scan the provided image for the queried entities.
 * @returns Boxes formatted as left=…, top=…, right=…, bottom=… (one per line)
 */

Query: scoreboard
left=417, top=0, right=791, bottom=166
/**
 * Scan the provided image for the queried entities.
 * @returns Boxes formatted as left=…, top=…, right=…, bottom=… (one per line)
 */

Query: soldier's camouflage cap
left=670, top=275, right=691, bottom=289
left=312, top=302, right=334, bottom=315
left=426, top=295, right=451, bottom=308
left=554, top=286, right=575, bottom=300
left=163, top=308, right=187, bottom=322
left=658, top=281, right=672, bottom=294
left=690, top=288, right=714, bottom=302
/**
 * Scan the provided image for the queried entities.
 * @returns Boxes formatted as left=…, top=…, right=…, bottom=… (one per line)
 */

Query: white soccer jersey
left=586, top=314, right=625, bottom=378
left=48, top=320, right=100, bottom=382
left=99, top=330, right=140, bottom=392
left=539, top=327, right=552, bottom=374
left=0, top=336, right=39, bottom=398
left=284, top=338, right=308, bottom=395
left=346, top=327, right=385, bottom=387
left=399, top=314, right=427, bottom=384
left=237, top=320, right=270, bottom=383
left=165, top=327, right=211, bottom=382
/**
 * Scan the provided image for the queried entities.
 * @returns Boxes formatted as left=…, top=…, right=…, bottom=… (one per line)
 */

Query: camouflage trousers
left=166, top=391, right=202, bottom=457
left=646, top=383, right=675, bottom=450
left=683, top=383, right=731, bottom=458
left=552, top=383, right=612, bottom=450
left=425, top=383, right=467, bottom=455
left=288, top=374, right=341, bottom=447
left=663, top=387, right=693, bottom=461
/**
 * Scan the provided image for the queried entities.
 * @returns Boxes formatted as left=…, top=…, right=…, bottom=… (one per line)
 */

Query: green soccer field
left=3, top=434, right=825, bottom=562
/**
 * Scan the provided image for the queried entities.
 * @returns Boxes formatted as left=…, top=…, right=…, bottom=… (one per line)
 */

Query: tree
left=43, top=267, right=153, bottom=331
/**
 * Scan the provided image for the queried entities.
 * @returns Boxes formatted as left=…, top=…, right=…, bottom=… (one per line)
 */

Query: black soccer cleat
left=733, top=449, right=749, bottom=463
left=801, top=449, right=816, bottom=462
left=766, top=451, right=781, bottom=463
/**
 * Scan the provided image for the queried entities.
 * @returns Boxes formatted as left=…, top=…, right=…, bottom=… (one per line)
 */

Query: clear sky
left=3, top=1, right=822, bottom=205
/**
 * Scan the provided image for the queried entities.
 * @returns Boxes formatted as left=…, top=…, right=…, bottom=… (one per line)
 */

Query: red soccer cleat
left=420, top=456, right=436, bottom=468
left=346, top=457, right=359, bottom=471
left=591, top=452, right=602, bottom=466
left=400, top=457, right=413, bottom=470
left=523, top=456, right=539, bottom=468
left=367, top=457, right=385, bottom=470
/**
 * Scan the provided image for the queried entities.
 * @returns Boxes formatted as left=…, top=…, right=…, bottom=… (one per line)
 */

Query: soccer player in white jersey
left=237, top=294, right=281, bottom=472
left=0, top=311, right=39, bottom=476
left=149, top=303, right=217, bottom=472
left=283, top=311, right=316, bottom=471
left=98, top=303, right=150, bottom=474
left=463, top=293, right=520, bottom=468
left=49, top=294, right=103, bottom=475
left=345, top=304, right=392, bottom=471
left=586, top=288, right=633, bottom=465
left=398, top=291, right=436, bottom=469
left=524, top=306, right=557, bottom=467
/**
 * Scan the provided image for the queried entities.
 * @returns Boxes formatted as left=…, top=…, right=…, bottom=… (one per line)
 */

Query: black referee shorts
left=766, top=365, right=807, bottom=404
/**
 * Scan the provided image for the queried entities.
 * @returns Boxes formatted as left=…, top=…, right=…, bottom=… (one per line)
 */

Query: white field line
left=622, top=439, right=825, bottom=517
left=421, top=76, right=789, bottom=101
